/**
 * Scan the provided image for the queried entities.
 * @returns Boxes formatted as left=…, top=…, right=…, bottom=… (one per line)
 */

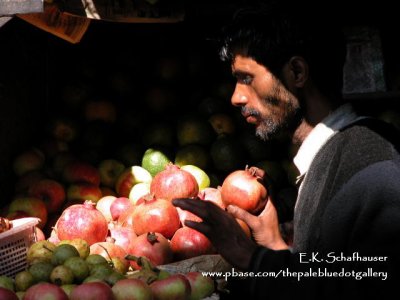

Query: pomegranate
left=89, top=238, right=130, bottom=269
left=56, top=201, right=108, bottom=245
left=108, top=222, right=137, bottom=253
left=70, top=282, right=115, bottom=300
left=133, top=195, right=180, bottom=239
left=117, top=205, right=136, bottom=228
left=150, top=163, right=199, bottom=202
left=129, top=232, right=173, bottom=269
left=110, top=197, right=133, bottom=221
left=220, top=166, right=268, bottom=214
left=198, top=186, right=225, bottom=209
left=170, top=227, right=215, bottom=260
left=177, top=207, right=202, bottom=226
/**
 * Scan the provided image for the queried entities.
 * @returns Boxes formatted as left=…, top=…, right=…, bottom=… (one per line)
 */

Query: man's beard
left=243, top=91, right=303, bottom=142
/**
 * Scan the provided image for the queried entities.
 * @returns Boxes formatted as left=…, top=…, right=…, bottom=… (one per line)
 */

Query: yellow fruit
left=141, top=148, right=172, bottom=177
left=27, top=240, right=56, bottom=264
left=181, top=165, right=210, bottom=190
left=174, top=144, right=210, bottom=170
left=59, top=238, right=90, bottom=259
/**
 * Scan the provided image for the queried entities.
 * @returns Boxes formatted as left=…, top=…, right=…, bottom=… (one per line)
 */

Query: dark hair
left=219, top=2, right=347, bottom=98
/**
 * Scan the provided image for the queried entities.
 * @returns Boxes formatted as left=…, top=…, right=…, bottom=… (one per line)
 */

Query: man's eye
left=237, top=75, right=252, bottom=85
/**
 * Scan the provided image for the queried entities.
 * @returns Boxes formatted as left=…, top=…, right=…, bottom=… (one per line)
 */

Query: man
left=173, top=3, right=400, bottom=299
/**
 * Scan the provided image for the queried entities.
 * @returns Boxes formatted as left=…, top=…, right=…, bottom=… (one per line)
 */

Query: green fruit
left=29, top=261, right=54, bottom=283
left=26, top=240, right=56, bottom=264
left=85, top=254, right=108, bottom=268
left=82, top=276, right=105, bottom=283
left=14, top=271, right=35, bottom=292
left=90, top=264, right=113, bottom=280
left=111, top=257, right=128, bottom=274
left=61, top=284, right=77, bottom=297
left=16, top=291, right=25, bottom=300
left=64, top=256, right=90, bottom=283
left=50, top=265, right=75, bottom=286
left=59, top=238, right=90, bottom=259
left=106, top=271, right=126, bottom=286
left=0, top=275, right=14, bottom=291
left=51, top=244, right=80, bottom=265
left=181, top=165, right=210, bottom=190
left=141, top=147, right=172, bottom=177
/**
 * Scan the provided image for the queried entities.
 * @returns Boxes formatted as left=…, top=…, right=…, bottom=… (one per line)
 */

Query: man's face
left=231, top=55, right=302, bottom=141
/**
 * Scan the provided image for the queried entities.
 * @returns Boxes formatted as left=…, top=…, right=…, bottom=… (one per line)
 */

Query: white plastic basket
left=0, top=217, right=39, bottom=277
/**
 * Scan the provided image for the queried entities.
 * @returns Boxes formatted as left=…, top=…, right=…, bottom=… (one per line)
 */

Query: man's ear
left=288, top=56, right=308, bottom=88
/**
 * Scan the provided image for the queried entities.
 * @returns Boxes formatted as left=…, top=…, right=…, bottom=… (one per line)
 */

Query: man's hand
left=172, top=198, right=258, bottom=271
left=227, top=201, right=289, bottom=250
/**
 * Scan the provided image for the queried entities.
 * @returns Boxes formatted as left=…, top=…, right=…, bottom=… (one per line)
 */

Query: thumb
left=227, top=205, right=259, bottom=229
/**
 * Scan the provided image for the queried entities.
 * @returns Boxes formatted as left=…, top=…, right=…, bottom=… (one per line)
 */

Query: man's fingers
left=226, top=205, right=259, bottom=229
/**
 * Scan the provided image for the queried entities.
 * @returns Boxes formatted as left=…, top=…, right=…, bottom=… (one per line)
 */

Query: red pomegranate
left=170, top=227, right=215, bottom=260
left=56, top=201, right=108, bottom=245
left=150, top=163, right=199, bottom=202
left=128, top=232, right=173, bottom=269
left=133, top=195, right=180, bottom=239
left=220, top=166, right=268, bottom=214
left=108, top=223, right=137, bottom=253
left=90, top=238, right=129, bottom=269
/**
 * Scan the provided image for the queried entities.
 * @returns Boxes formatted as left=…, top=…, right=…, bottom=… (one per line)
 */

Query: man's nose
left=231, top=85, right=248, bottom=107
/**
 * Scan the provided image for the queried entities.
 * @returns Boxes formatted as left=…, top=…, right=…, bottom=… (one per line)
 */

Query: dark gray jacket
left=224, top=118, right=400, bottom=300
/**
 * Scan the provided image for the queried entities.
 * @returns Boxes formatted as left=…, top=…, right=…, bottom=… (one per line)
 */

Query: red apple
left=7, top=197, right=48, bottom=228
left=69, top=282, right=114, bottom=300
left=184, top=272, right=215, bottom=300
left=111, top=278, right=152, bottom=300
left=66, top=183, right=102, bottom=203
left=115, top=166, right=152, bottom=198
left=150, top=274, right=191, bottom=300
left=97, top=159, right=125, bottom=188
left=28, top=179, right=66, bottom=214
left=13, top=148, right=45, bottom=176
left=63, top=161, right=101, bottom=186
left=0, top=287, right=18, bottom=300
left=109, top=197, right=132, bottom=221
left=24, top=282, right=68, bottom=300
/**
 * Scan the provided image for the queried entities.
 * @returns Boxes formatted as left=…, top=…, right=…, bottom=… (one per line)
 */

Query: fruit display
left=0, top=23, right=301, bottom=299
left=0, top=238, right=217, bottom=300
